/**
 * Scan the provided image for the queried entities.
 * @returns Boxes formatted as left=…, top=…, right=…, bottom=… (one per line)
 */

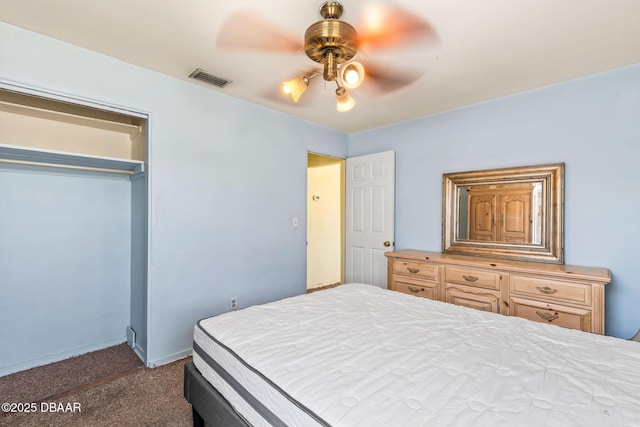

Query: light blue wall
left=0, top=165, right=132, bottom=375
left=0, top=22, right=348, bottom=370
left=349, top=64, right=640, bottom=339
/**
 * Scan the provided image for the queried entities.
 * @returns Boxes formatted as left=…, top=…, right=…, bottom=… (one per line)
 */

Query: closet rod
left=0, top=158, right=135, bottom=175
left=0, top=100, right=143, bottom=133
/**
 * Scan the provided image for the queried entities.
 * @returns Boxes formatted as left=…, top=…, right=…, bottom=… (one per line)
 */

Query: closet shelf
left=0, top=143, right=145, bottom=174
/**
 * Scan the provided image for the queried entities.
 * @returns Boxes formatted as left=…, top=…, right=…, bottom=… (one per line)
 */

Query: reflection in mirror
left=443, top=163, right=564, bottom=264
left=457, top=183, right=542, bottom=244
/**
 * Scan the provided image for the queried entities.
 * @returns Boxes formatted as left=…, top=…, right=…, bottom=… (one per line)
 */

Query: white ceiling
left=1, top=0, right=639, bottom=134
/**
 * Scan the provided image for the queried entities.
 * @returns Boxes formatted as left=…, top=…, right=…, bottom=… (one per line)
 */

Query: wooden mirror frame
left=443, top=163, right=564, bottom=264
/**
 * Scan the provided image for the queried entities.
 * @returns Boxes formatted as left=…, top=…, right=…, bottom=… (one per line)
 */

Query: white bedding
left=192, top=283, right=640, bottom=426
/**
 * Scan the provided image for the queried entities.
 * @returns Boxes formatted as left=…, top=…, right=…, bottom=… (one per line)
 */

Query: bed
left=184, top=283, right=640, bottom=426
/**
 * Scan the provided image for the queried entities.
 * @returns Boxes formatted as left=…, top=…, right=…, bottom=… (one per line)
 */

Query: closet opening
left=0, top=83, right=149, bottom=375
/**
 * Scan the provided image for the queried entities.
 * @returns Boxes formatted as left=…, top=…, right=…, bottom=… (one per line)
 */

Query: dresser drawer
left=445, top=284, right=500, bottom=313
left=393, top=260, right=438, bottom=281
left=386, top=250, right=609, bottom=334
left=509, top=297, right=592, bottom=332
left=393, top=277, right=437, bottom=300
left=445, top=267, right=500, bottom=291
left=510, top=276, right=591, bottom=306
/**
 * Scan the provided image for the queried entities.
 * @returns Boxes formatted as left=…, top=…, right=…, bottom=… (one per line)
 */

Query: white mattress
left=192, top=283, right=640, bottom=427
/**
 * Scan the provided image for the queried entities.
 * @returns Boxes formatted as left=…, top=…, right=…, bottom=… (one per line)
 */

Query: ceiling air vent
left=189, top=68, right=231, bottom=88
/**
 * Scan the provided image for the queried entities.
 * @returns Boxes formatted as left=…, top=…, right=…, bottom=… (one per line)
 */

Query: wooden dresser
left=385, top=250, right=611, bottom=334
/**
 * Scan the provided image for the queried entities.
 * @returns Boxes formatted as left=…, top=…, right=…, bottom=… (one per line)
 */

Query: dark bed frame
left=183, top=361, right=251, bottom=427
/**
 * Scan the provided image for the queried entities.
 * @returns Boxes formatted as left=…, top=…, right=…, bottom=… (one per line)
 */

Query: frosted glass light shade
left=282, top=76, right=309, bottom=103
left=336, top=87, right=355, bottom=112
left=340, top=61, right=365, bottom=89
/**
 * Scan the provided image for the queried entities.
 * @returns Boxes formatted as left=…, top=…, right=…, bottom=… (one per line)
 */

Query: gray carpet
left=0, top=344, right=192, bottom=426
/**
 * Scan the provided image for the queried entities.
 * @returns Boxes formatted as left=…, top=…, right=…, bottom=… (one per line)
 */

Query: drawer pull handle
left=408, top=286, right=423, bottom=293
left=536, top=286, right=559, bottom=295
left=462, top=275, right=479, bottom=282
left=407, top=267, right=420, bottom=274
left=536, top=311, right=559, bottom=322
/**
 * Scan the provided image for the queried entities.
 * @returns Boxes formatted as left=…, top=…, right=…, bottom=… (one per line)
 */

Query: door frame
left=306, top=152, right=345, bottom=290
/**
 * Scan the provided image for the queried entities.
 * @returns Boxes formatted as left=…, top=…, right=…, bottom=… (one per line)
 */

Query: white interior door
left=345, top=150, right=395, bottom=288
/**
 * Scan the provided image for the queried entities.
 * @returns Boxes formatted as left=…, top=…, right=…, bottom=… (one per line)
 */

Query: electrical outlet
left=230, top=297, right=237, bottom=310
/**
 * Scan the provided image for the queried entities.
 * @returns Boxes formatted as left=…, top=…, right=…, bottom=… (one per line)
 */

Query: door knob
left=383, top=241, right=391, bottom=247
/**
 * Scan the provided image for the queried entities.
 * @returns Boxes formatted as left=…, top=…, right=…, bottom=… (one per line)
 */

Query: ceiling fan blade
left=357, top=4, right=439, bottom=51
left=261, top=86, right=316, bottom=107
left=217, top=10, right=302, bottom=52
left=364, top=62, right=424, bottom=93
left=261, top=87, right=296, bottom=105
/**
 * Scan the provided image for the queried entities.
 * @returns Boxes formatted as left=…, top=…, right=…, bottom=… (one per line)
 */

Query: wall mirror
left=443, top=163, right=564, bottom=263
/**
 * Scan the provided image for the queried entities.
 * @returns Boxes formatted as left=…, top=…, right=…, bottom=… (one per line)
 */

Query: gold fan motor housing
left=304, top=2, right=358, bottom=80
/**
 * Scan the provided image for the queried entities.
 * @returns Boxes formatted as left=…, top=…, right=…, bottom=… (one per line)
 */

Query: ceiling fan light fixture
left=220, top=1, right=437, bottom=113
left=340, top=61, right=365, bottom=89
left=282, top=75, right=310, bottom=103
left=335, top=86, right=355, bottom=112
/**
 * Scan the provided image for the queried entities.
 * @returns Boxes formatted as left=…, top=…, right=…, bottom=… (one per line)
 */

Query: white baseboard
left=0, top=336, right=127, bottom=377
left=133, top=343, right=147, bottom=364
left=146, top=348, right=192, bottom=368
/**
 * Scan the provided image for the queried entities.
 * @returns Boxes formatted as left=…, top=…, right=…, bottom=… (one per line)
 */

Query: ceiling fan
left=217, top=1, right=439, bottom=112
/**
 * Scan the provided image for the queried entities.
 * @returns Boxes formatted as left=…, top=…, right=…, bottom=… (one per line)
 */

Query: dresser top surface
left=386, top=250, right=611, bottom=283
